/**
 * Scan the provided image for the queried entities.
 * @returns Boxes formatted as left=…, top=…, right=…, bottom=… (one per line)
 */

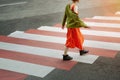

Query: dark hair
left=72, top=0, right=79, bottom=2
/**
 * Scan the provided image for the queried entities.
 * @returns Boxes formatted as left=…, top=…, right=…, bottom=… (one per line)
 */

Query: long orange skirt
left=65, top=28, right=84, bottom=50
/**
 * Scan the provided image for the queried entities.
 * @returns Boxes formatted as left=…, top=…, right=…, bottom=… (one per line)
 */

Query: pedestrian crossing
left=0, top=11, right=120, bottom=78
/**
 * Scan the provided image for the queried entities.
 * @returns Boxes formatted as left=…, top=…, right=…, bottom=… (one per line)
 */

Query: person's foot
left=79, top=50, right=89, bottom=55
left=63, top=55, right=73, bottom=61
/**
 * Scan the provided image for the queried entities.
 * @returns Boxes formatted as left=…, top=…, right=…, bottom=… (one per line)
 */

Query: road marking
left=9, top=31, right=120, bottom=51
left=85, top=21, right=120, bottom=28
left=92, top=16, right=120, bottom=21
left=37, top=26, right=120, bottom=38
left=0, top=42, right=98, bottom=64
left=0, top=2, right=27, bottom=7
left=0, top=58, right=54, bottom=78
left=0, top=35, right=117, bottom=58
left=83, top=18, right=120, bottom=24
left=25, top=29, right=120, bottom=43
left=0, top=49, right=77, bottom=70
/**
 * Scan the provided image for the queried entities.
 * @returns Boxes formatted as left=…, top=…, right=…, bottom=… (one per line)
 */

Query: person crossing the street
left=62, top=0, right=89, bottom=61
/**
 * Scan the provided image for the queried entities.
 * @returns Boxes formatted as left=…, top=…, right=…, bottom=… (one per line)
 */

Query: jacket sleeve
left=62, top=11, right=67, bottom=27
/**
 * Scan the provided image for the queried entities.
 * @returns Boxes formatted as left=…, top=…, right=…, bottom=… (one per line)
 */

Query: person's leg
left=64, top=46, right=69, bottom=55
left=63, top=28, right=74, bottom=61
left=73, top=28, right=89, bottom=55
left=63, top=46, right=73, bottom=61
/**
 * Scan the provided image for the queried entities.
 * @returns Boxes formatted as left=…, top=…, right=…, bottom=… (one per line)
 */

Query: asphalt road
left=0, top=0, right=120, bottom=21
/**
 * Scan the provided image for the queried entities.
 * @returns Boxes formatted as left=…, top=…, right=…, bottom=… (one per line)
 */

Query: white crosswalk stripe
left=93, top=16, right=120, bottom=21
left=85, top=21, right=120, bottom=28
left=0, top=58, right=54, bottom=78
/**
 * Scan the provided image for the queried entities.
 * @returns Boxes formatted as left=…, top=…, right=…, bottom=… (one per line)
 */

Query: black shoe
left=63, top=55, right=73, bottom=61
left=79, top=50, right=89, bottom=55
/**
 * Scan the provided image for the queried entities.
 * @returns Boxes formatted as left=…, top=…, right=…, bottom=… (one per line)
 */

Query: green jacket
left=62, top=4, right=87, bottom=28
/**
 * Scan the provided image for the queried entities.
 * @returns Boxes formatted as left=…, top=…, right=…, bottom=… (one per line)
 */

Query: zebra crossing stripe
left=0, top=58, right=55, bottom=78
left=0, top=35, right=117, bottom=58
left=83, top=18, right=120, bottom=24
left=92, top=16, right=120, bottom=21
left=0, top=41, right=98, bottom=64
left=0, top=49, right=77, bottom=70
left=53, top=23, right=120, bottom=32
left=38, top=26, right=120, bottom=38
left=9, top=31, right=120, bottom=51
left=85, top=21, right=120, bottom=28
left=25, top=29, right=120, bottom=43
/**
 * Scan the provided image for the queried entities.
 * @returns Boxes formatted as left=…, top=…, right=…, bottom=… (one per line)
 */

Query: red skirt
left=65, top=28, right=84, bottom=50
